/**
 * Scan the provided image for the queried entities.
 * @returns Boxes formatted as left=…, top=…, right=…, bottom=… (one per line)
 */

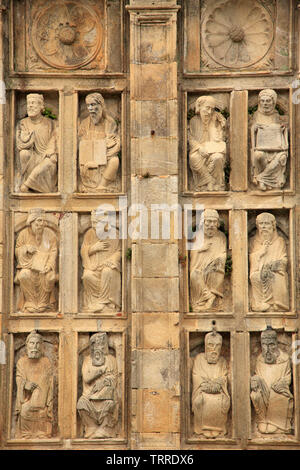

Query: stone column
left=127, top=0, right=180, bottom=449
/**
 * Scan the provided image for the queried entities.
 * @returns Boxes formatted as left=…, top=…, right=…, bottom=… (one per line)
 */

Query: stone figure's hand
left=106, top=134, right=118, bottom=149
left=27, top=245, right=37, bottom=255
left=91, top=241, right=109, bottom=253
left=20, top=128, right=33, bottom=143
left=272, top=379, right=288, bottom=395
left=25, top=381, right=38, bottom=392
left=250, top=375, right=260, bottom=391
left=104, top=260, right=116, bottom=269
left=50, top=155, right=57, bottom=164
left=103, top=377, right=112, bottom=386
left=42, top=266, right=51, bottom=274
left=199, top=381, right=211, bottom=393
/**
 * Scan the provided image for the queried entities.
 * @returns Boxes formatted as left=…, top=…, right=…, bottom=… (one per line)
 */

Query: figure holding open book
left=14, top=208, right=58, bottom=313
left=78, top=93, right=120, bottom=193
left=251, top=89, right=288, bottom=191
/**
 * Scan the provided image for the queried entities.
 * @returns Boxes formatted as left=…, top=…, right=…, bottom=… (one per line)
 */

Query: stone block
left=131, top=137, right=177, bottom=176
left=132, top=277, right=179, bottom=311
left=132, top=349, right=179, bottom=389
left=132, top=243, right=178, bottom=277
left=132, top=312, right=180, bottom=349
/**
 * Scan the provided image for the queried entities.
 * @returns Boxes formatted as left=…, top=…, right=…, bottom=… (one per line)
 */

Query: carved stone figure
left=78, top=93, right=120, bottom=193
left=16, top=93, right=58, bottom=193
left=188, top=96, right=227, bottom=191
left=251, top=328, right=293, bottom=434
left=14, top=330, right=53, bottom=439
left=77, top=332, right=119, bottom=439
left=249, top=213, right=289, bottom=312
left=190, top=209, right=227, bottom=312
left=14, top=208, right=58, bottom=313
left=251, top=89, right=288, bottom=190
left=81, top=210, right=121, bottom=313
left=192, top=331, right=230, bottom=438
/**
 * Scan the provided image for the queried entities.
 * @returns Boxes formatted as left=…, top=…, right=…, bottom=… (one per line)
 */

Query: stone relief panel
left=250, top=328, right=294, bottom=438
left=13, top=209, right=60, bottom=314
left=248, top=211, right=290, bottom=313
left=14, top=92, right=59, bottom=194
left=77, top=331, right=123, bottom=439
left=78, top=211, right=122, bottom=314
left=77, top=93, right=121, bottom=194
left=188, top=210, right=232, bottom=313
left=187, top=93, right=230, bottom=193
left=10, top=330, right=59, bottom=440
left=248, top=89, right=290, bottom=191
left=188, top=330, right=232, bottom=440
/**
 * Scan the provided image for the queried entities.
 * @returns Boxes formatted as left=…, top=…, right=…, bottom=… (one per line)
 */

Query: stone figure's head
left=258, top=89, right=277, bottom=116
left=26, top=93, right=44, bottom=119
left=85, top=93, right=106, bottom=125
left=204, top=209, right=219, bottom=238
left=205, top=331, right=222, bottom=364
left=256, top=212, right=276, bottom=240
left=26, top=330, right=43, bottom=359
left=261, top=328, right=279, bottom=364
left=90, top=332, right=109, bottom=366
left=26, top=208, right=46, bottom=236
left=91, top=209, right=117, bottom=239
left=195, top=96, right=216, bottom=125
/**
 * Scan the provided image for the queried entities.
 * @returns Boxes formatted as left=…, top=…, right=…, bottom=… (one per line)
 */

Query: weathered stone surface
left=132, top=278, right=179, bottom=312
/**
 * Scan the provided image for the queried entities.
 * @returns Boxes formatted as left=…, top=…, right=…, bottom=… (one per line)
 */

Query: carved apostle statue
left=251, top=89, right=288, bottom=191
left=14, top=330, right=54, bottom=439
left=190, top=209, right=227, bottom=312
left=78, top=93, right=120, bottom=193
left=14, top=208, right=58, bottom=313
left=188, top=96, right=227, bottom=191
left=77, top=332, right=119, bottom=439
left=251, top=328, right=293, bottom=434
left=81, top=210, right=121, bottom=313
left=192, top=331, right=230, bottom=438
left=249, top=212, right=289, bottom=312
left=16, top=93, right=58, bottom=193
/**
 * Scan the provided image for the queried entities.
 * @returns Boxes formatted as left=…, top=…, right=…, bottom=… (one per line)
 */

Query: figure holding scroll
left=251, top=89, right=288, bottom=191
left=78, top=93, right=120, bottom=193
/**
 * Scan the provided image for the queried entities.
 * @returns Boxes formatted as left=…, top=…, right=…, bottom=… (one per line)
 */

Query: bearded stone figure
left=192, top=331, right=230, bottom=439
left=81, top=211, right=121, bottom=313
left=16, top=93, right=58, bottom=193
left=249, top=213, right=289, bottom=312
left=188, top=96, right=227, bottom=191
left=78, top=93, right=120, bottom=193
left=77, top=332, right=119, bottom=439
left=14, top=208, right=58, bottom=313
left=251, top=328, right=293, bottom=434
left=251, top=89, right=288, bottom=191
left=14, top=331, right=54, bottom=439
left=190, top=209, right=227, bottom=312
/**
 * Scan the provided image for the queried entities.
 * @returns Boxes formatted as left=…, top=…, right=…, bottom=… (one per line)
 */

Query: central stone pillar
left=127, top=1, right=180, bottom=449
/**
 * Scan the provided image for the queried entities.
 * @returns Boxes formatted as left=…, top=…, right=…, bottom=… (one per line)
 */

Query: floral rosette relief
left=202, top=0, right=274, bottom=69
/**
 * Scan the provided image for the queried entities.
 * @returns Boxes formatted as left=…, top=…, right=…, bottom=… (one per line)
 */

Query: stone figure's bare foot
left=20, top=183, right=29, bottom=192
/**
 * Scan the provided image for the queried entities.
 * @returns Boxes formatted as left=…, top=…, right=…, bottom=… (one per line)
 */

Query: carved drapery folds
left=14, top=209, right=59, bottom=314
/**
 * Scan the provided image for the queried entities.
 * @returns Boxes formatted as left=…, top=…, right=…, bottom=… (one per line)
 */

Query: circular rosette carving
left=202, top=0, right=274, bottom=69
left=31, top=1, right=103, bottom=69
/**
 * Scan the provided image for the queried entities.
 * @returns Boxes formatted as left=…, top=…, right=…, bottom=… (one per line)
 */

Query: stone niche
left=12, top=211, right=60, bottom=316
left=78, top=211, right=123, bottom=316
left=186, top=209, right=232, bottom=314
left=11, top=0, right=124, bottom=74
left=76, top=331, right=125, bottom=440
left=249, top=330, right=295, bottom=440
left=185, top=92, right=230, bottom=193
left=247, top=209, right=294, bottom=314
left=248, top=88, right=291, bottom=193
left=77, top=92, right=122, bottom=194
left=9, top=331, right=59, bottom=441
left=187, top=330, right=232, bottom=442
left=13, top=91, right=60, bottom=194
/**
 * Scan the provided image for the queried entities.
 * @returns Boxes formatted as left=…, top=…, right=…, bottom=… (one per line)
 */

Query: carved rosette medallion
left=202, top=0, right=274, bottom=69
left=31, top=1, right=103, bottom=70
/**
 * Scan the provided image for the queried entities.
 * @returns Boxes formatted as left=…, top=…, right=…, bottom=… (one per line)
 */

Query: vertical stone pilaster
left=128, top=1, right=180, bottom=449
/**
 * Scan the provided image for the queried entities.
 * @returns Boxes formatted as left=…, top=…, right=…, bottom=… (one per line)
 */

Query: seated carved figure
left=251, top=89, right=288, bottom=191
left=15, top=330, right=53, bottom=439
left=251, top=328, right=293, bottom=435
left=249, top=212, right=289, bottom=312
left=190, top=209, right=227, bottom=312
left=14, top=208, right=58, bottom=313
left=188, top=96, right=227, bottom=191
left=81, top=210, right=121, bottom=313
left=77, top=332, right=119, bottom=439
left=16, top=93, right=58, bottom=193
left=192, top=331, right=230, bottom=439
left=79, top=93, right=120, bottom=193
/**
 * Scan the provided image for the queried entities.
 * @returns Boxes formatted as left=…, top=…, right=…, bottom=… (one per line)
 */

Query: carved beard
left=92, top=349, right=105, bottom=367
left=263, top=349, right=279, bottom=364
left=27, top=350, right=41, bottom=359
left=259, top=228, right=273, bottom=241
left=206, top=352, right=220, bottom=364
